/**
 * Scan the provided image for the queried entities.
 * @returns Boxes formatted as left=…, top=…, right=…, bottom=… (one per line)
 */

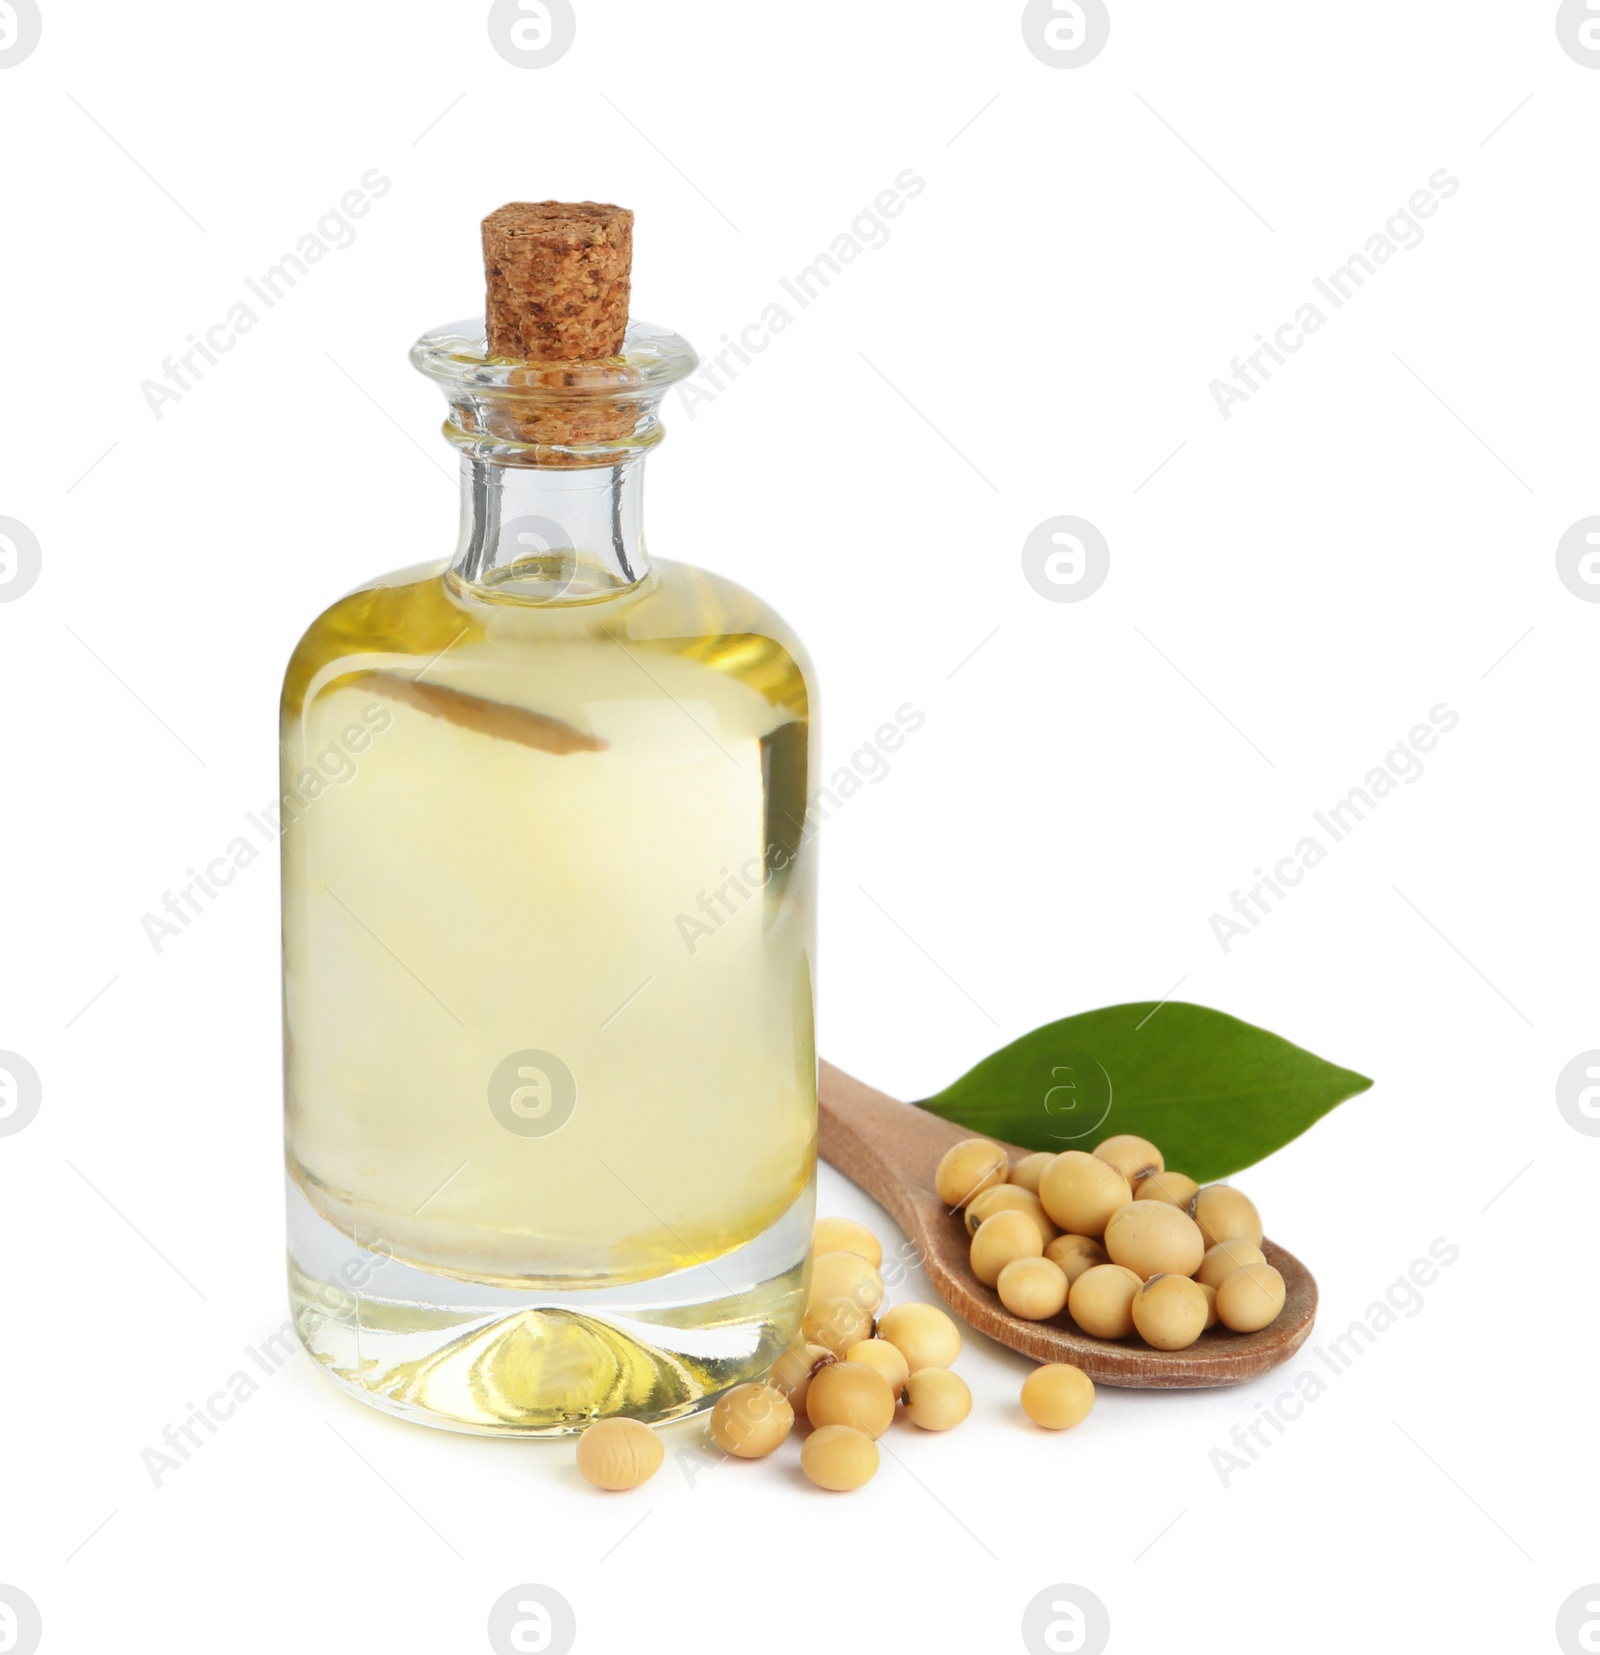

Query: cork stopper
left=483, top=201, right=633, bottom=362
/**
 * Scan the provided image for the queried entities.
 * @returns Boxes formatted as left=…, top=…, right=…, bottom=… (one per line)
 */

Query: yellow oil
left=280, top=554, right=818, bottom=1430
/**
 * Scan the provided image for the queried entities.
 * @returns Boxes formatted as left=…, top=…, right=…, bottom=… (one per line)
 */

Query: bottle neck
left=452, top=455, right=649, bottom=602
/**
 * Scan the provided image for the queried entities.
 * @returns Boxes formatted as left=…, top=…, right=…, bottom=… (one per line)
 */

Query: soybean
left=996, top=1256, right=1070, bottom=1321
left=1040, top=1152, right=1132, bottom=1238
left=806, top=1360, right=897, bottom=1439
left=903, top=1367, right=972, bottom=1431
left=1195, top=1238, right=1267, bottom=1290
left=813, top=1217, right=882, bottom=1268
left=809, top=1250, right=885, bottom=1315
left=1043, top=1233, right=1109, bottom=1286
left=1191, top=1185, right=1264, bottom=1249
left=969, top=1209, right=1044, bottom=1287
left=802, top=1295, right=875, bottom=1356
left=934, top=1138, right=1009, bottom=1209
left=1093, top=1134, right=1164, bottom=1188
left=1133, top=1170, right=1200, bottom=1209
left=801, top=1424, right=879, bottom=1491
left=877, top=1303, right=962, bottom=1372
left=768, top=1341, right=835, bottom=1415
left=709, top=1384, right=794, bottom=1458
left=1216, top=1262, right=1286, bottom=1333
left=1020, top=1364, right=1095, bottom=1430
left=576, top=1418, right=663, bottom=1491
left=844, top=1338, right=910, bottom=1396
left=1104, top=1201, right=1206, bottom=1281
left=1066, top=1263, right=1143, bottom=1339
left=964, top=1184, right=1057, bottom=1244
left=1131, top=1274, right=1209, bottom=1351
left=1009, top=1151, right=1057, bottom=1195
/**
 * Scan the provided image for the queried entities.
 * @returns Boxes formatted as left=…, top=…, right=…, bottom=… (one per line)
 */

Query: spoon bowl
left=819, top=1061, right=1317, bottom=1388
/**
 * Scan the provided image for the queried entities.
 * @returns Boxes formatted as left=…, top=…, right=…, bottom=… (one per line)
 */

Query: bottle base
left=286, top=1178, right=812, bottom=1436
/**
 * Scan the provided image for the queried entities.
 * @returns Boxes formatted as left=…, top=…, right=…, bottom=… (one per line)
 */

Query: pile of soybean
left=572, top=1133, right=1283, bottom=1494
left=575, top=1215, right=1094, bottom=1494
left=939, top=1133, right=1286, bottom=1351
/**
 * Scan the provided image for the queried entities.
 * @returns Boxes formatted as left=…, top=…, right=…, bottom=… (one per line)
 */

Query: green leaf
left=920, top=1003, right=1372, bottom=1184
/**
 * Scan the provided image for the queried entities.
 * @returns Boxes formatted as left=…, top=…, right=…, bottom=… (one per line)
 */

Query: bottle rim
left=410, top=317, right=699, bottom=402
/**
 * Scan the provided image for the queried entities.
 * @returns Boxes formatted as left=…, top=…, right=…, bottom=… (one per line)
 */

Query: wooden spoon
left=819, top=1060, right=1317, bottom=1389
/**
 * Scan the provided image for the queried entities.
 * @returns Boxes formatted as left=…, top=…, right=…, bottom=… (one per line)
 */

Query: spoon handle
left=818, top=1060, right=975, bottom=1250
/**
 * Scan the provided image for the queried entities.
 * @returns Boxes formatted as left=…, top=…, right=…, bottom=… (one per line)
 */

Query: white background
left=2, top=3, right=1597, bottom=1652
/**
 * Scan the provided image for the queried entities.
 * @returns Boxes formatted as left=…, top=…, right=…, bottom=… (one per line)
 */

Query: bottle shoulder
left=282, top=559, right=465, bottom=717
left=283, top=558, right=815, bottom=725
left=632, top=557, right=817, bottom=694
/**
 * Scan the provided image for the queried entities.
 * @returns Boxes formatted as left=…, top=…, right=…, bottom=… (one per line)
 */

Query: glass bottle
left=280, top=311, right=818, bottom=1434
